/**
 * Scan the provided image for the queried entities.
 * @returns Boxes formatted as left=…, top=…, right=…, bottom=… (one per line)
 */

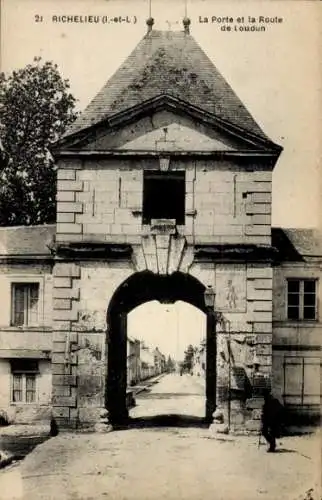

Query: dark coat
left=261, top=396, right=284, bottom=429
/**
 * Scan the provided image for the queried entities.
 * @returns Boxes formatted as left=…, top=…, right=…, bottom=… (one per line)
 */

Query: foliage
left=0, top=57, right=77, bottom=225
left=182, top=344, right=196, bottom=371
left=165, top=355, right=176, bottom=372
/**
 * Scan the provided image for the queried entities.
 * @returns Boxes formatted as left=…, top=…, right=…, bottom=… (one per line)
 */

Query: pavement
left=130, top=372, right=205, bottom=420
left=0, top=374, right=320, bottom=500
left=129, top=373, right=166, bottom=398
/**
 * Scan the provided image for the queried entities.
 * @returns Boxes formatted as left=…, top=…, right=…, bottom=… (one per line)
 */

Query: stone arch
left=106, top=270, right=217, bottom=425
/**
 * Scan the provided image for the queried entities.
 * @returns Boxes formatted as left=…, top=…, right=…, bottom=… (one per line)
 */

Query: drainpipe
left=227, top=320, right=231, bottom=431
left=192, top=160, right=197, bottom=245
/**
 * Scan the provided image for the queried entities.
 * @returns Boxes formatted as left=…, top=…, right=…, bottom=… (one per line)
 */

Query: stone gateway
left=51, top=21, right=282, bottom=431
left=0, top=20, right=320, bottom=433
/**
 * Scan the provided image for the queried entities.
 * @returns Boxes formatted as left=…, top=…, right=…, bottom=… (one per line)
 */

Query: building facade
left=0, top=225, right=54, bottom=424
left=126, top=337, right=140, bottom=386
left=271, top=229, right=321, bottom=425
left=140, top=343, right=156, bottom=381
left=0, top=22, right=320, bottom=430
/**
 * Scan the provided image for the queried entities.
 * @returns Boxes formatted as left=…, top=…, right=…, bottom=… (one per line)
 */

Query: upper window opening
left=142, top=171, right=185, bottom=225
left=11, top=283, right=40, bottom=326
left=287, top=279, right=317, bottom=321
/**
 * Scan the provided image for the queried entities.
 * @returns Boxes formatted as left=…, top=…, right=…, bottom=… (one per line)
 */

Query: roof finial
left=183, top=17, right=191, bottom=34
left=146, top=0, right=154, bottom=33
left=146, top=17, right=154, bottom=32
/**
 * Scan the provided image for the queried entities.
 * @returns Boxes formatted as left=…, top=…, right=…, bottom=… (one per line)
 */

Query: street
left=0, top=374, right=320, bottom=500
left=130, top=373, right=206, bottom=422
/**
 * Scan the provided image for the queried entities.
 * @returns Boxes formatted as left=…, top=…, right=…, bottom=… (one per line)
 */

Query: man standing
left=261, top=390, right=284, bottom=452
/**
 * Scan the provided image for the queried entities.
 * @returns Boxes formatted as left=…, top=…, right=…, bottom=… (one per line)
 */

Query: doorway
left=127, top=300, right=206, bottom=425
left=106, top=271, right=216, bottom=426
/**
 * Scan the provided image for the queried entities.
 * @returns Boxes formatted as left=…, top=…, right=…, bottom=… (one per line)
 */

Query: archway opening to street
left=106, top=271, right=216, bottom=428
left=127, top=300, right=207, bottom=425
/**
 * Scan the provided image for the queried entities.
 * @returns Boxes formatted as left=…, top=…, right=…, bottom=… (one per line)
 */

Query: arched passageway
left=106, top=271, right=216, bottom=426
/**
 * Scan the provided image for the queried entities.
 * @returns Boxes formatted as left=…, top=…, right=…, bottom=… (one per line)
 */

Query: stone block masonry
left=52, top=136, right=276, bottom=431
left=51, top=260, right=136, bottom=429
left=52, top=261, right=82, bottom=428
left=193, top=167, right=272, bottom=245
left=55, top=160, right=274, bottom=246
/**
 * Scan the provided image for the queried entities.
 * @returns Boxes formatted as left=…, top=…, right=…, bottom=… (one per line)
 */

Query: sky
left=128, top=301, right=206, bottom=360
left=1, top=0, right=321, bottom=359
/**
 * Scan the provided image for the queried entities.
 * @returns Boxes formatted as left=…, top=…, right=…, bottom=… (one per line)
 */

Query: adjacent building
left=0, top=225, right=54, bottom=423
left=271, top=229, right=321, bottom=424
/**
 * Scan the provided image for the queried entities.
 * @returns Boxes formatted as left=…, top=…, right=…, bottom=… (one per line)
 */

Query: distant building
left=127, top=337, right=140, bottom=386
left=140, top=343, right=155, bottom=381
left=153, top=347, right=166, bottom=375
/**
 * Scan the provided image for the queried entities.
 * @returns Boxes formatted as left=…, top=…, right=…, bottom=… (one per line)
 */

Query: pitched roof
left=65, top=29, right=269, bottom=141
left=0, top=224, right=55, bottom=257
left=272, top=227, right=322, bottom=258
left=281, top=228, right=322, bottom=257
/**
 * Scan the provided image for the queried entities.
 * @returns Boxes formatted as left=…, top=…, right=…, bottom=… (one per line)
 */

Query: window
left=11, top=283, right=39, bottom=326
left=287, top=279, right=317, bottom=320
left=142, top=171, right=185, bottom=225
left=11, top=360, right=38, bottom=403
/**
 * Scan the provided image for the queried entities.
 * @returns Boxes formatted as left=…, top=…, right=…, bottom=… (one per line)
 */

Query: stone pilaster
left=244, top=264, right=273, bottom=431
left=52, top=261, right=81, bottom=429
left=56, top=164, right=83, bottom=243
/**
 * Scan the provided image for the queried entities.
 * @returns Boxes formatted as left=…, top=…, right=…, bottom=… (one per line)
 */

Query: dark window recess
left=287, top=279, right=317, bottom=321
left=143, top=171, right=185, bottom=225
left=11, top=360, right=38, bottom=403
left=10, top=359, right=39, bottom=373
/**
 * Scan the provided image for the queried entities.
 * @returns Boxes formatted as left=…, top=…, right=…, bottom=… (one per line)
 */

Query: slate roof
left=0, top=224, right=55, bottom=257
left=273, top=228, right=322, bottom=258
left=65, top=29, right=269, bottom=141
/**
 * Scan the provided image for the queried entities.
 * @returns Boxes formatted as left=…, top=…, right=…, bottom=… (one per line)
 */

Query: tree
left=183, top=344, right=195, bottom=371
left=166, top=355, right=176, bottom=373
left=0, top=57, right=77, bottom=226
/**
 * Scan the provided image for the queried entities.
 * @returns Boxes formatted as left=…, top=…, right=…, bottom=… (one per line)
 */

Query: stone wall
left=53, top=142, right=274, bottom=430
left=50, top=255, right=273, bottom=430
left=191, top=166, right=271, bottom=245
left=51, top=260, right=134, bottom=428
left=55, top=159, right=272, bottom=247
left=190, top=261, right=273, bottom=430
